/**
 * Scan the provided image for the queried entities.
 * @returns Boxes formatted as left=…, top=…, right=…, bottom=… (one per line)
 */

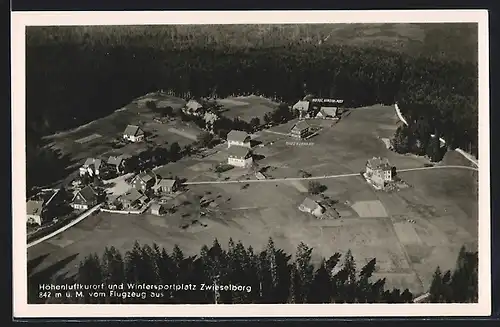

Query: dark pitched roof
left=318, top=107, right=338, bottom=117
left=107, top=155, right=124, bottom=166
left=135, top=170, right=156, bottom=183
left=227, top=130, right=250, bottom=143
left=367, top=157, right=391, bottom=170
left=26, top=200, right=44, bottom=216
left=73, top=185, right=98, bottom=203
left=291, top=121, right=310, bottom=131
left=121, top=189, right=145, bottom=203
left=228, top=145, right=251, bottom=158
left=123, top=125, right=143, bottom=136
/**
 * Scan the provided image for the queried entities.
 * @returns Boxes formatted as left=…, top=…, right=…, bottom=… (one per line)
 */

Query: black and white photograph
left=12, top=10, right=490, bottom=318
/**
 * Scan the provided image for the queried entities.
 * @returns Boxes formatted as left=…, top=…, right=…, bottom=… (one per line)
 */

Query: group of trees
left=26, top=26, right=478, bottom=188
left=429, top=246, right=479, bottom=303
left=33, top=239, right=478, bottom=304
left=36, top=238, right=415, bottom=304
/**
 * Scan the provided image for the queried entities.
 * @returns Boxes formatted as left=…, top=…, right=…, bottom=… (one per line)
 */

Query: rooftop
left=291, top=121, right=310, bottom=131
left=367, top=157, right=392, bottom=170
left=123, top=124, right=142, bottom=136
left=153, top=179, right=177, bottom=190
left=121, top=189, right=145, bottom=203
left=227, top=130, right=250, bottom=143
left=74, top=185, right=98, bottom=203
left=26, top=200, right=44, bottom=216
left=300, top=197, right=322, bottom=211
left=228, top=145, right=251, bottom=158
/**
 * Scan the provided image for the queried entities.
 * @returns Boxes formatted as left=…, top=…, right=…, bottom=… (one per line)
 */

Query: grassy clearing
left=28, top=104, right=478, bottom=295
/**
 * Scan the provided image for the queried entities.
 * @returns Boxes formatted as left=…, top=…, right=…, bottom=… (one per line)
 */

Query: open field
left=41, top=94, right=197, bottom=167
left=217, top=95, right=278, bottom=122
left=28, top=104, right=478, bottom=296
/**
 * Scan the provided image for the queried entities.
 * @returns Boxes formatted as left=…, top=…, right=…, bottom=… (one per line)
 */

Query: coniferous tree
left=295, top=242, right=314, bottom=303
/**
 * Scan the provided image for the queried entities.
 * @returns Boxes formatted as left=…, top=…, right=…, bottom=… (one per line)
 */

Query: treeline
left=32, top=240, right=478, bottom=304
left=429, top=246, right=478, bottom=303
left=36, top=238, right=414, bottom=304
left=26, top=28, right=478, bottom=185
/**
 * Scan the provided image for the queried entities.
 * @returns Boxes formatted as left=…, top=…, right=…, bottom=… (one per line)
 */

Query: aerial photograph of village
left=25, top=23, right=480, bottom=305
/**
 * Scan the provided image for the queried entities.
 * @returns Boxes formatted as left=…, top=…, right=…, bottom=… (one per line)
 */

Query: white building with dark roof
left=123, top=125, right=144, bottom=143
left=290, top=121, right=311, bottom=139
left=366, top=157, right=393, bottom=187
left=26, top=200, right=45, bottom=225
left=298, top=197, right=325, bottom=217
left=71, top=185, right=99, bottom=210
left=227, top=130, right=251, bottom=149
left=152, top=179, right=178, bottom=194
left=227, top=145, right=253, bottom=168
left=79, top=158, right=102, bottom=176
left=184, top=99, right=204, bottom=116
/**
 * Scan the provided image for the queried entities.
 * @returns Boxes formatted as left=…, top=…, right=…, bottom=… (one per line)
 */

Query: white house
left=227, top=130, right=251, bottom=149
left=227, top=145, right=253, bottom=168
left=71, top=185, right=98, bottom=210
left=123, top=125, right=145, bottom=142
left=184, top=99, right=204, bottom=116
left=79, top=158, right=102, bottom=177
left=315, top=107, right=338, bottom=119
left=366, top=157, right=393, bottom=187
left=290, top=121, right=310, bottom=139
left=293, top=100, right=311, bottom=119
left=26, top=200, right=44, bottom=225
left=298, top=197, right=325, bottom=217
left=152, top=179, right=178, bottom=194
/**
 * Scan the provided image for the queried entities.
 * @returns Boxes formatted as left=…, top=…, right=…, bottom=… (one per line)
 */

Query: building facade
left=290, top=121, right=310, bottom=139
left=366, top=157, right=393, bottom=187
left=131, top=170, right=157, bottom=193
left=227, top=146, right=253, bottom=168
left=123, top=125, right=145, bottom=143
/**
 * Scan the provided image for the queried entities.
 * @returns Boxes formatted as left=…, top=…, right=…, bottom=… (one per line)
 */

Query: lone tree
left=308, top=181, right=323, bottom=195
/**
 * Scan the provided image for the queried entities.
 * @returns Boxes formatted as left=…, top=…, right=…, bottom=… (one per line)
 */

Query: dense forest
left=26, top=25, right=478, bottom=188
left=30, top=239, right=478, bottom=304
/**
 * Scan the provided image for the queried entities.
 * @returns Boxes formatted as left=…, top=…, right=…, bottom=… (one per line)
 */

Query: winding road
left=183, top=164, right=478, bottom=185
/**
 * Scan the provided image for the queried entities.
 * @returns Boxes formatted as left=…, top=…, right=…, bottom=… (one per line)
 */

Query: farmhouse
left=298, top=197, right=325, bottom=217
left=293, top=100, right=311, bottom=119
left=227, top=145, right=253, bottom=168
left=71, top=185, right=98, bottom=210
left=150, top=203, right=165, bottom=216
left=123, top=125, right=144, bottom=143
left=227, top=130, right=251, bottom=149
left=152, top=179, right=178, bottom=195
left=290, top=121, right=311, bottom=139
left=106, top=155, right=126, bottom=173
left=118, top=189, right=148, bottom=209
left=184, top=99, right=204, bottom=116
left=26, top=200, right=45, bottom=225
left=366, top=157, right=393, bottom=188
left=131, top=170, right=157, bottom=193
left=79, top=158, right=102, bottom=177
left=315, top=107, right=338, bottom=119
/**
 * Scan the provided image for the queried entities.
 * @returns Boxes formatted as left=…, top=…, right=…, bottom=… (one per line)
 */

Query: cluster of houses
left=292, top=97, right=344, bottom=121
left=108, top=168, right=180, bottom=212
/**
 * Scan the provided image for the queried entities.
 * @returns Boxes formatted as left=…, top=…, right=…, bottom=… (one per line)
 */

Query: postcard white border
left=12, top=10, right=490, bottom=318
